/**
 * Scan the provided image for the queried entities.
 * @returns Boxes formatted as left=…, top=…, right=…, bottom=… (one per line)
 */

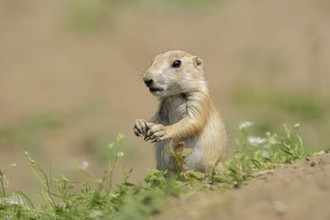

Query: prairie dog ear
left=193, top=56, right=204, bottom=69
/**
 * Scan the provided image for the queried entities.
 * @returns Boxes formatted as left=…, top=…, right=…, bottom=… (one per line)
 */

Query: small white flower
left=7, top=194, right=24, bottom=206
left=239, top=121, right=254, bottom=130
left=110, top=193, right=119, bottom=198
left=261, top=150, right=270, bottom=158
left=80, top=161, right=89, bottom=170
left=59, top=202, right=67, bottom=208
left=269, top=138, right=279, bottom=145
left=248, top=136, right=267, bottom=147
left=117, top=151, right=124, bottom=157
left=89, top=210, right=104, bottom=218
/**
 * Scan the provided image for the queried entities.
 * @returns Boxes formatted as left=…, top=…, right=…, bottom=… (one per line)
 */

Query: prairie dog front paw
left=133, top=119, right=149, bottom=137
left=144, top=123, right=169, bottom=142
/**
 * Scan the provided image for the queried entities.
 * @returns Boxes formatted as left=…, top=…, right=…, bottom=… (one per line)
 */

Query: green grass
left=233, top=87, right=328, bottom=120
left=0, top=113, right=62, bottom=150
left=0, top=99, right=108, bottom=152
left=0, top=123, right=323, bottom=219
left=231, top=87, right=330, bottom=150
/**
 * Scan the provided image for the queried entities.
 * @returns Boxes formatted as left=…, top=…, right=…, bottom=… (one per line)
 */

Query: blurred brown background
left=0, top=0, right=329, bottom=196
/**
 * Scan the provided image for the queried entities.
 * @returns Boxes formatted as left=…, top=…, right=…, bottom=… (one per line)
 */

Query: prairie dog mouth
left=149, top=87, right=164, bottom=92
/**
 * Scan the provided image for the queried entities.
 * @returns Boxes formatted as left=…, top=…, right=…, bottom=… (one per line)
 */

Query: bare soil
left=158, top=153, right=330, bottom=220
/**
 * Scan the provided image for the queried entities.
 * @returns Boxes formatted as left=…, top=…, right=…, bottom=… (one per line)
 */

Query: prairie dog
left=134, top=50, right=227, bottom=173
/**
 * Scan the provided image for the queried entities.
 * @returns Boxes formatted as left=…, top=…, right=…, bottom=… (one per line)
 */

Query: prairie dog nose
left=143, top=78, right=154, bottom=87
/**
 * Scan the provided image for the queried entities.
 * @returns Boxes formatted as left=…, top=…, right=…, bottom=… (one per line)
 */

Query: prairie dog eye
left=171, top=60, right=182, bottom=68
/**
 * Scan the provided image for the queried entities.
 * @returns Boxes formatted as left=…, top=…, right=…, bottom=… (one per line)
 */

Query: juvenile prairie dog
left=134, top=50, right=227, bottom=173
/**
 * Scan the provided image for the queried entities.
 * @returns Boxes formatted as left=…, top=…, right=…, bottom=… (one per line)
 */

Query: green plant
left=0, top=124, right=311, bottom=219
left=221, top=122, right=305, bottom=187
left=0, top=163, right=17, bottom=197
left=77, top=133, right=126, bottom=192
left=168, top=140, right=194, bottom=173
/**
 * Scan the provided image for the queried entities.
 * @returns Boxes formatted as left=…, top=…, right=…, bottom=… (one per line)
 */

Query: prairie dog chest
left=158, top=95, right=187, bottom=125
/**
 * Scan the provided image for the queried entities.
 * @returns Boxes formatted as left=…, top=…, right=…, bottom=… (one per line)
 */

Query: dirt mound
left=158, top=153, right=330, bottom=220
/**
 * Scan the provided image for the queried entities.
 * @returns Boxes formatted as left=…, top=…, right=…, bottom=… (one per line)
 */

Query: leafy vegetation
left=0, top=123, right=312, bottom=219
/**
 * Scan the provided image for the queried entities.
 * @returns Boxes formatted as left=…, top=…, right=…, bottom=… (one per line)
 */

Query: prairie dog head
left=143, top=50, right=206, bottom=97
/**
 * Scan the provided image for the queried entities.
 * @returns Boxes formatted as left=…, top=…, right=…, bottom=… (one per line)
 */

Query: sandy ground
left=158, top=153, right=330, bottom=220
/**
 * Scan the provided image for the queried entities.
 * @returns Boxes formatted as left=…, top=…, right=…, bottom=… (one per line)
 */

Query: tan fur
left=133, top=50, right=227, bottom=173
